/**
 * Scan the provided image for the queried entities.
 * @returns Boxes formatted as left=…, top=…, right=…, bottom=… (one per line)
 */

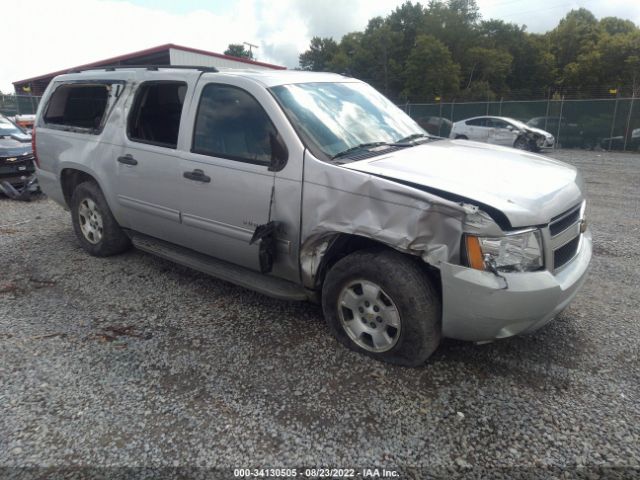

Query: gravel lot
left=1, top=150, right=639, bottom=479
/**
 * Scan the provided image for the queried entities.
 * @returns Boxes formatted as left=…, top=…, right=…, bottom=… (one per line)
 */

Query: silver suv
left=34, top=66, right=592, bottom=365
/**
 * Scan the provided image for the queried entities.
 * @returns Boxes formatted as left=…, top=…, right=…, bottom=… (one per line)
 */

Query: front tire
left=70, top=181, right=130, bottom=257
left=322, top=249, right=441, bottom=366
left=514, top=135, right=534, bottom=151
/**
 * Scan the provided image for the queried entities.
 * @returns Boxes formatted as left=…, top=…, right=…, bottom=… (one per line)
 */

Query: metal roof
left=13, top=43, right=286, bottom=86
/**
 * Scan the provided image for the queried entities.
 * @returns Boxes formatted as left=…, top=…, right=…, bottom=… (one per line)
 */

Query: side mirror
left=269, top=132, right=288, bottom=172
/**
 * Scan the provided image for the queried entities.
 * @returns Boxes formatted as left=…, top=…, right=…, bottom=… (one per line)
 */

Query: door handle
left=183, top=169, right=211, bottom=183
left=117, top=154, right=138, bottom=166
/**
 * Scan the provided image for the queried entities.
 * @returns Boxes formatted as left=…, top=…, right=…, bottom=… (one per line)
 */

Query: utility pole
left=243, top=42, right=259, bottom=59
left=608, top=87, right=620, bottom=152
left=623, top=90, right=634, bottom=152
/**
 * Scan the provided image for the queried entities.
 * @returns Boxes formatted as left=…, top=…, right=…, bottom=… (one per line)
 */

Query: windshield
left=0, top=116, right=27, bottom=137
left=271, top=82, right=426, bottom=159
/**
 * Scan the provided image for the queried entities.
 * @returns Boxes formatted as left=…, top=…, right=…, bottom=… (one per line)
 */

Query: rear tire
left=322, top=249, right=441, bottom=366
left=70, top=181, right=130, bottom=257
left=455, top=135, right=468, bottom=140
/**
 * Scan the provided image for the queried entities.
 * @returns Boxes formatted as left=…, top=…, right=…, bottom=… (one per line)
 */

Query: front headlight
left=464, top=229, right=544, bottom=272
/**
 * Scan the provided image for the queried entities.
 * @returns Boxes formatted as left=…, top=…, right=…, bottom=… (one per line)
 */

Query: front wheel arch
left=301, top=233, right=440, bottom=293
left=321, top=248, right=442, bottom=365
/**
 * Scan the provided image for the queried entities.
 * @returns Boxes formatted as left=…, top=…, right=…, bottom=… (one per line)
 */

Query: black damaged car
left=0, top=114, right=37, bottom=199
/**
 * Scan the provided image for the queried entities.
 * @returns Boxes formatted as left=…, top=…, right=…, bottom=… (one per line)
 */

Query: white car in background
left=450, top=116, right=555, bottom=152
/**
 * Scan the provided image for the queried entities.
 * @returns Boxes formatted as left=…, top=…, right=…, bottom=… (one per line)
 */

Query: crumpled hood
left=343, top=139, right=583, bottom=228
left=525, top=126, right=553, bottom=138
left=0, top=137, right=32, bottom=157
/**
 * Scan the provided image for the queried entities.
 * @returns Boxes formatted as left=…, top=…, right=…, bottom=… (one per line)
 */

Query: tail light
left=31, top=127, right=39, bottom=168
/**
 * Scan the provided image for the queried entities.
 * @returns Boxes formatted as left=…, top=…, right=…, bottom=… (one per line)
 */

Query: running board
left=128, top=232, right=309, bottom=301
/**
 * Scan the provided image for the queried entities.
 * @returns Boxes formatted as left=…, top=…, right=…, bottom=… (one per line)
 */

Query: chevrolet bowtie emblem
left=5, top=157, right=17, bottom=163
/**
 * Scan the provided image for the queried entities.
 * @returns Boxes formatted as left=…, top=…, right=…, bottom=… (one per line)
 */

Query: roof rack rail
left=70, top=65, right=218, bottom=73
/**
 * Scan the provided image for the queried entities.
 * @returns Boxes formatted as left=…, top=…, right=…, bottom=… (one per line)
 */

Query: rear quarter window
left=43, top=82, right=122, bottom=133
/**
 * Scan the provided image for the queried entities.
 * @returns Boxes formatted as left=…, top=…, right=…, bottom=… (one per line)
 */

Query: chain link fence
left=401, top=97, right=640, bottom=151
left=0, top=94, right=41, bottom=117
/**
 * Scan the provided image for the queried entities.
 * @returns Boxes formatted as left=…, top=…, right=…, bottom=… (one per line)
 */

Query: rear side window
left=466, top=118, right=486, bottom=127
left=128, top=82, right=187, bottom=148
left=43, top=83, right=120, bottom=132
left=192, top=84, right=276, bottom=165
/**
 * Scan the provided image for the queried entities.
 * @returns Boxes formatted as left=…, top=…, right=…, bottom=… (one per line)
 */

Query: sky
left=3, top=0, right=640, bottom=93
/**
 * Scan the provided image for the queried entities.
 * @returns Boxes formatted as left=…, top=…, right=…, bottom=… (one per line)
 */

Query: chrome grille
left=0, top=153, right=34, bottom=166
left=549, top=206, right=581, bottom=236
left=549, top=202, right=584, bottom=271
left=553, top=236, right=580, bottom=269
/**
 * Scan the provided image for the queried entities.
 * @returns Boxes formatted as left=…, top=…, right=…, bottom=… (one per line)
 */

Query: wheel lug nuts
left=365, top=301, right=370, bottom=307
left=358, top=307, right=364, bottom=313
left=373, top=305, right=380, bottom=312
left=376, top=316, right=382, bottom=322
left=370, top=322, right=376, bottom=328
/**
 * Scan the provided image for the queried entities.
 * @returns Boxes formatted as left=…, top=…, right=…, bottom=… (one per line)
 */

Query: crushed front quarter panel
left=299, top=151, right=502, bottom=287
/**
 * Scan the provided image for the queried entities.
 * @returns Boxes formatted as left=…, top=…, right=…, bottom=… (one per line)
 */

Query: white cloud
left=4, top=0, right=246, bottom=91
left=2, top=0, right=406, bottom=93
left=3, top=0, right=640, bottom=93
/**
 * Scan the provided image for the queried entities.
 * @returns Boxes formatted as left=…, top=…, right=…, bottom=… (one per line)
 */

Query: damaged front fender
left=299, top=153, right=503, bottom=288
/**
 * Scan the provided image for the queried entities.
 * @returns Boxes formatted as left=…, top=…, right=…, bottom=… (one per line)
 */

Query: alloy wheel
left=337, top=280, right=401, bottom=352
left=78, top=198, right=104, bottom=244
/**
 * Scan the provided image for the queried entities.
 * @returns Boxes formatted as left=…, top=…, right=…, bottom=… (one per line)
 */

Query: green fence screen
left=0, top=95, right=41, bottom=117
left=2, top=94, right=639, bottom=151
left=402, top=98, right=640, bottom=151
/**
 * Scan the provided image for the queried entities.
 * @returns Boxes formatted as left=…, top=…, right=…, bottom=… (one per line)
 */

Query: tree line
left=297, top=0, right=640, bottom=103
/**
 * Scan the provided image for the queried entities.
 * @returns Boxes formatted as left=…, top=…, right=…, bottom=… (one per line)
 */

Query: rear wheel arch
left=60, top=168, right=99, bottom=208
left=69, top=180, right=130, bottom=256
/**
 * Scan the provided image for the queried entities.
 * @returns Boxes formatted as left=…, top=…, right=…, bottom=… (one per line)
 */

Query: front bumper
left=0, top=166, right=35, bottom=187
left=440, top=229, right=592, bottom=341
left=537, top=136, right=555, bottom=149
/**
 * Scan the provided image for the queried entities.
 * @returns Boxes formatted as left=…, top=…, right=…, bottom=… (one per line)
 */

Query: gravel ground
left=0, top=150, right=639, bottom=479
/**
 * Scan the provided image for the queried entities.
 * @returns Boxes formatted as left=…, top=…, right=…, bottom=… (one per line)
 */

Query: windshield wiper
left=331, top=142, right=390, bottom=160
left=393, top=133, right=435, bottom=144
left=330, top=135, right=432, bottom=160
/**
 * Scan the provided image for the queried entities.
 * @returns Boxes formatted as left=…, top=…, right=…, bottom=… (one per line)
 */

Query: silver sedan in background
left=450, top=115, right=555, bottom=152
